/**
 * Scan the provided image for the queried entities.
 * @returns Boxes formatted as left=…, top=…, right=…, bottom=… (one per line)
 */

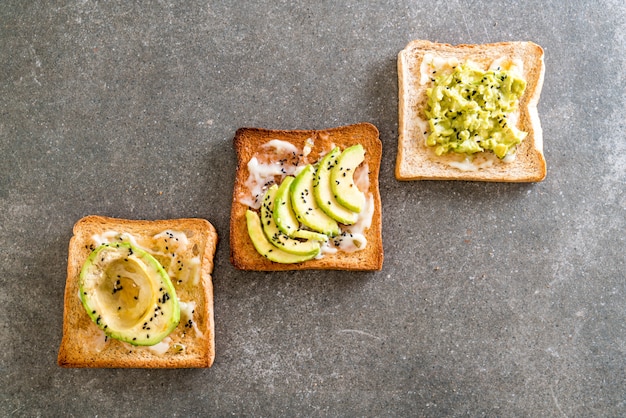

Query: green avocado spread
left=424, top=63, right=527, bottom=158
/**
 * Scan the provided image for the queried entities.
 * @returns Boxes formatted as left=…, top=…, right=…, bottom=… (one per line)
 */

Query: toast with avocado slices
left=396, top=40, right=546, bottom=182
left=230, top=123, right=383, bottom=271
left=58, top=215, right=217, bottom=368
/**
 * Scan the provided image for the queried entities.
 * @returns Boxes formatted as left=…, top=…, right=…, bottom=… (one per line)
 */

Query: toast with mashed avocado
left=230, top=123, right=383, bottom=271
left=58, top=215, right=218, bottom=368
left=396, top=40, right=546, bottom=182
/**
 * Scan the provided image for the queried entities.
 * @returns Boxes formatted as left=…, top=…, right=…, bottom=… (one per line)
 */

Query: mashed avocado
left=424, top=63, right=527, bottom=158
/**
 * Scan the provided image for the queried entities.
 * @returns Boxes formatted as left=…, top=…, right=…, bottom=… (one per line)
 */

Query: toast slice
left=58, top=215, right=218, bottom=368
left=396, top=40, right=546, bottom=182
left=230, top=123, right=383, bottom=271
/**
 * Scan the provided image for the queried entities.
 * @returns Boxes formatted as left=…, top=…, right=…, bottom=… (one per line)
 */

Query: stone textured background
left=1, top=0, right=624, bottom=416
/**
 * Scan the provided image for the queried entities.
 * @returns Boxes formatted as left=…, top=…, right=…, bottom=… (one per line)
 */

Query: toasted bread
left=396, top=40, right=546, bottom=182
left=58, top=215, right=218, bottom=368
left=230, top=123, right=383, bottom=271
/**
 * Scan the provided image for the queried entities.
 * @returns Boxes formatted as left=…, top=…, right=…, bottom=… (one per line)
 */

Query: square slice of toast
left=396, top=40, right=546, bottom=182
left=230, top=123, right=383, bottom=271
left=58, top=215, right=218, bottom=368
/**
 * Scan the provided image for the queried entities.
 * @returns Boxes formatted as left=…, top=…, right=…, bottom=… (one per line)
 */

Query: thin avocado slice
left=246, top=210, right=319, bottom=263
left=314, top=147, right=359, bottom=225
left=260, top=185, right=320, bottom=257
left=293, top=229, right=328, bottom=241
left=330, top=144, right=365, bottom=213
left=79, top=243, right=180, bottom=346
left=273, top=176, right=300, bottom=237
left=291, top=164, right=340, bottom=237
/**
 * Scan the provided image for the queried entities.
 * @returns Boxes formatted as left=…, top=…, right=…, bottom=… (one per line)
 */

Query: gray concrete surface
left=1, top=0, right=624, bottom=416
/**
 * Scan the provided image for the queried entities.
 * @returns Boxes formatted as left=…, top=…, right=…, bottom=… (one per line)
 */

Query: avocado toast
left=58, top=216, right=218, bottom=368
left=230, top=123, right=383, bottom=271
left=396, top=40, right=546, bottom=182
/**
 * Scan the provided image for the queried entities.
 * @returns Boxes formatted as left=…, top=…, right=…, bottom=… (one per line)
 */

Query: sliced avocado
left=291, top=164, right=340, bottom=237
left=260, top=185, right=320, bottom=257
left=79, top=243, right=180, bottom=346
left=330, top=144, right=365, bottom=213
left=246, top=210, right=319, bottom=263
left=314, top=147, right=358, bottom=225
left=273, top=176, right=300, bottom=237
left=293, top=229, right=328, bottom=241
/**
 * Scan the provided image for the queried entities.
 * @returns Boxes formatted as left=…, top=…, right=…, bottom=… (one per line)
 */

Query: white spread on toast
left=447, top=156, right=494, bottom=172
left=87, top=326, right=109, bottom=353
left=241, top=157, right=292, bottom=209
left=263, top=139, right=299, bottom=155
left=302, top=137, right=315, bottom=157
left=419, top=53, right=459, bottom=85
left=87, top=230, right=201, bottom=355
left=240, top=139, right=374, bottom=256
left=240, top=139, right=305, bottom=209
left=490, top=57, right=524, bottom=78
left=318, top=193, right=374, bottom=256
left=354, top=162, right=370, bottom=192
left=147, top=337, right=172, bottom=355
left=419, top=54, right=524, bottom=171
left=179, top=300, right=201, bottom=335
